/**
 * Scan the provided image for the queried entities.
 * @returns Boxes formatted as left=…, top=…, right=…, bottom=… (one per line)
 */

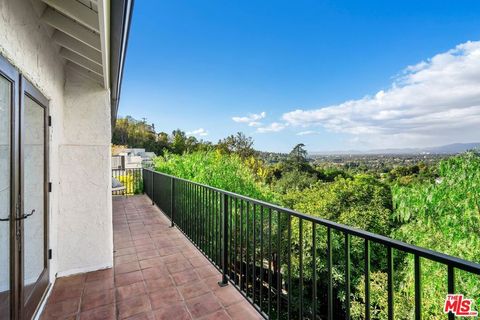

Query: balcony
left=40, top=195, right=261, bottom=319
left=40, top=169, right=480, bottom=320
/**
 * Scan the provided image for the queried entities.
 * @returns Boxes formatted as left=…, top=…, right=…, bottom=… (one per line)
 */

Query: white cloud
left=282, top=40, right=480, bottom=148
left=257, top=122, right=287, bottom=133
left=232, top=112, right=266, bottom=126
left=296, top=130, right=317, bottom=136
left=186, top=128, right=208, bottom=137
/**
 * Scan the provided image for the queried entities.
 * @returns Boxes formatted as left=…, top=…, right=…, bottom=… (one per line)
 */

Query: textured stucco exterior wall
left=58, top=71, right=113, bottom=275
left=0, top=0, right=113, bottom=282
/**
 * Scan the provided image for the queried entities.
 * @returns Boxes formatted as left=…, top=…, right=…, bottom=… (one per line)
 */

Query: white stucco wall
left=58, top=71, right=113, bottom=275
left=0, top=0, right=113, bottom=286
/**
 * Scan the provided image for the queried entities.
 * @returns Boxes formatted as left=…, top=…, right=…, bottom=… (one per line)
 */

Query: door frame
left=19, top=76, right=50, bottom=320
left=0, top=54, right=50, bottom=320
left=0, top=53, right=20, bottom=320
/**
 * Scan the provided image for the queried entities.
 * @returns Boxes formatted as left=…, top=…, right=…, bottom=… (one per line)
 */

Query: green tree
left=217, top=132, right=255, bottom=159
left=288, top=143, right=308, bottom=166
left=274, top=169, right=318, bottom=193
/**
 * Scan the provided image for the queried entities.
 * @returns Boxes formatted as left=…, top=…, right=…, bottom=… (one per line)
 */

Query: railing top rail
left=143, top=168, right=480, bottom=274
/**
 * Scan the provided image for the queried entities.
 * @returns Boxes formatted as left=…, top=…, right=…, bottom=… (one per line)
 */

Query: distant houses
left=112, top=147, right=156, bottom=169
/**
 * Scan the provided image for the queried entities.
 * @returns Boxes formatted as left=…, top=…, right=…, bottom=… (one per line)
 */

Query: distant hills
left=311, top=142, right=480, bottom=156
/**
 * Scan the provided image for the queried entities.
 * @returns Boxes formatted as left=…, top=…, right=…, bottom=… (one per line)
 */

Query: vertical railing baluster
left=387, top=246, right=394, bottom=320
left=188, top=184, right=191, bottom=242
left=253, top=203, right=257, bottom=304
left=299, top=219, right=304, bottom=320
left=215, top=191, right=218, bottom=264
left=276, top=210, right=281, bottom=320
left=213, top=191, right=216, bottom=263
left=185, top=182, right=188, bottom=236
left=240, top=200, right=244, bottom=291
left=195, top=184, right=198, bottom=244
left=200, top=186, right=203, bottom=251
left=246, top=202, right=250, bottom=297
left=151, top=171, right=155, bottom=205
left=209, top=188, right=212, bottom=258
left=189, top=183, right=192, bottom=238
left=177, top=180, right=180, bottom=227
left=217, top=192, right=221, bottom=265
left=414, top=255, right=422, bottom=320
left=180, top=181, right=183, bottom=229
left=268, top=208, right=273, bottom=317
left=327, top=227, right=333, bottom=320
left=234, top=198, right=238, bottom=286
left=260, top=206, right=264, bottom=312
left=183, top=181, right=186, bottom=230
left=190, top=182, right=195, bottom=243
left=228, top=197, right=236, bottom=283
left=345, top=233, right=351, bottom=320
left=170, top=178, right=174, bottom=227
left=214, top=190, right=217, bottom=260
left=187, top=182, right=189, bottom=231
left=239, top=199, right=245, bottom=290
left=204, top=187, right=207, bottom=253
left=287, top=215, right=291, bottom=320
left=218, top=193, right=229, bottom=286
left=312, top=222, right=317, bottom=320
left=447, top=265, right=455, bottom=320
left=365, top=239, right=370, bottom=320
left=204, top=187, right=207, bottom=254
left=196, top=185, right=200, bottom=246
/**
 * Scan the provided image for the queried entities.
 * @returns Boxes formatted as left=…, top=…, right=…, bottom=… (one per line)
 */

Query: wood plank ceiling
left=33, top=0, right=108, bottom=86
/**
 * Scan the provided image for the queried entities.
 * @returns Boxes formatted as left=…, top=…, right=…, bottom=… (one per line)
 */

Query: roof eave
left=110, top=0, right=134, bottom=128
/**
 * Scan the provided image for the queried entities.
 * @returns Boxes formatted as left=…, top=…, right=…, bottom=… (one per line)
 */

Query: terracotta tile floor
left=40, top=195, right=262, bottom=320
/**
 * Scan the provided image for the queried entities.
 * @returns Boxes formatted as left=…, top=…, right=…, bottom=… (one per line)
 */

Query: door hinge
left=48, top=115, right=52, bottom=127
left=48, top=182, right=52, bottom=192
left=48, top=249, right=52, bottom=260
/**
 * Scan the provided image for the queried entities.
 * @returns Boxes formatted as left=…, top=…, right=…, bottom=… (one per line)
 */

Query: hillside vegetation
left=114, top=116, right=479, bottom=319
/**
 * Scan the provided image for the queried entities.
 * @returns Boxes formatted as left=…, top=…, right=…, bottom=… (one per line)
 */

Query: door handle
left=17, top=209, right=35, bottom=220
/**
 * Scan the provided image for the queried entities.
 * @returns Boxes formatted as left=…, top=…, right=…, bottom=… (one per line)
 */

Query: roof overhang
left=35, top=0, right=133, bottom=127
left=110, top=0, right=134, bottom=127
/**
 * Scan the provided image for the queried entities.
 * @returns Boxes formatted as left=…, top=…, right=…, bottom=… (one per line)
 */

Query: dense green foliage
left=390, top=152, right=480, bottom=318
left=154, top=151, right=277, bottom=203
left=393, top=152, right=480, bottom=260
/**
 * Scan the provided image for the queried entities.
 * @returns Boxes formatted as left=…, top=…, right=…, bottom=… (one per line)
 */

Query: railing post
left=218, top=193, right=229, bottom=287
left=447, top=265, right=455, bottom=320
left=151, top=170, right=154, bottom=205
left=170, top=177, right=175, bottom=228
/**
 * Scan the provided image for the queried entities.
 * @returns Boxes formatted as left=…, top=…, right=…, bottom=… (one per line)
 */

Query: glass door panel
left=22, top=94, right=46, bottom=306
left=0, top=73, right=11, bottom=320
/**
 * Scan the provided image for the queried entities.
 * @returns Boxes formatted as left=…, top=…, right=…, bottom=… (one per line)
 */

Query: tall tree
left=217, top=132, right=255, bottom=159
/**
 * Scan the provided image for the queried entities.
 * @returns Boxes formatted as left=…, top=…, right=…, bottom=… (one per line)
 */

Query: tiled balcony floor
left=40, top=195, right=262, bottom=320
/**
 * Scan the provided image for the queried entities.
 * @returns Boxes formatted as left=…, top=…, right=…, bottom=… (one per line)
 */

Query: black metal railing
left=143, top=169, right=480, bottom=320
left=112, top=168, right=143, bottom=195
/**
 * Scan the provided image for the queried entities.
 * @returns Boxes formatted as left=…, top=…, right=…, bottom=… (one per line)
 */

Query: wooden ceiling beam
left=42, top=7, right=101, bottom=51
left=41, top=0, right=99, bottom=32
left=60, top=47, right=103, bottom=76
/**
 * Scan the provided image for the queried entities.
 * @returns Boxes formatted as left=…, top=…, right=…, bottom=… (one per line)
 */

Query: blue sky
left=119, top=0, right=480, bottom=153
